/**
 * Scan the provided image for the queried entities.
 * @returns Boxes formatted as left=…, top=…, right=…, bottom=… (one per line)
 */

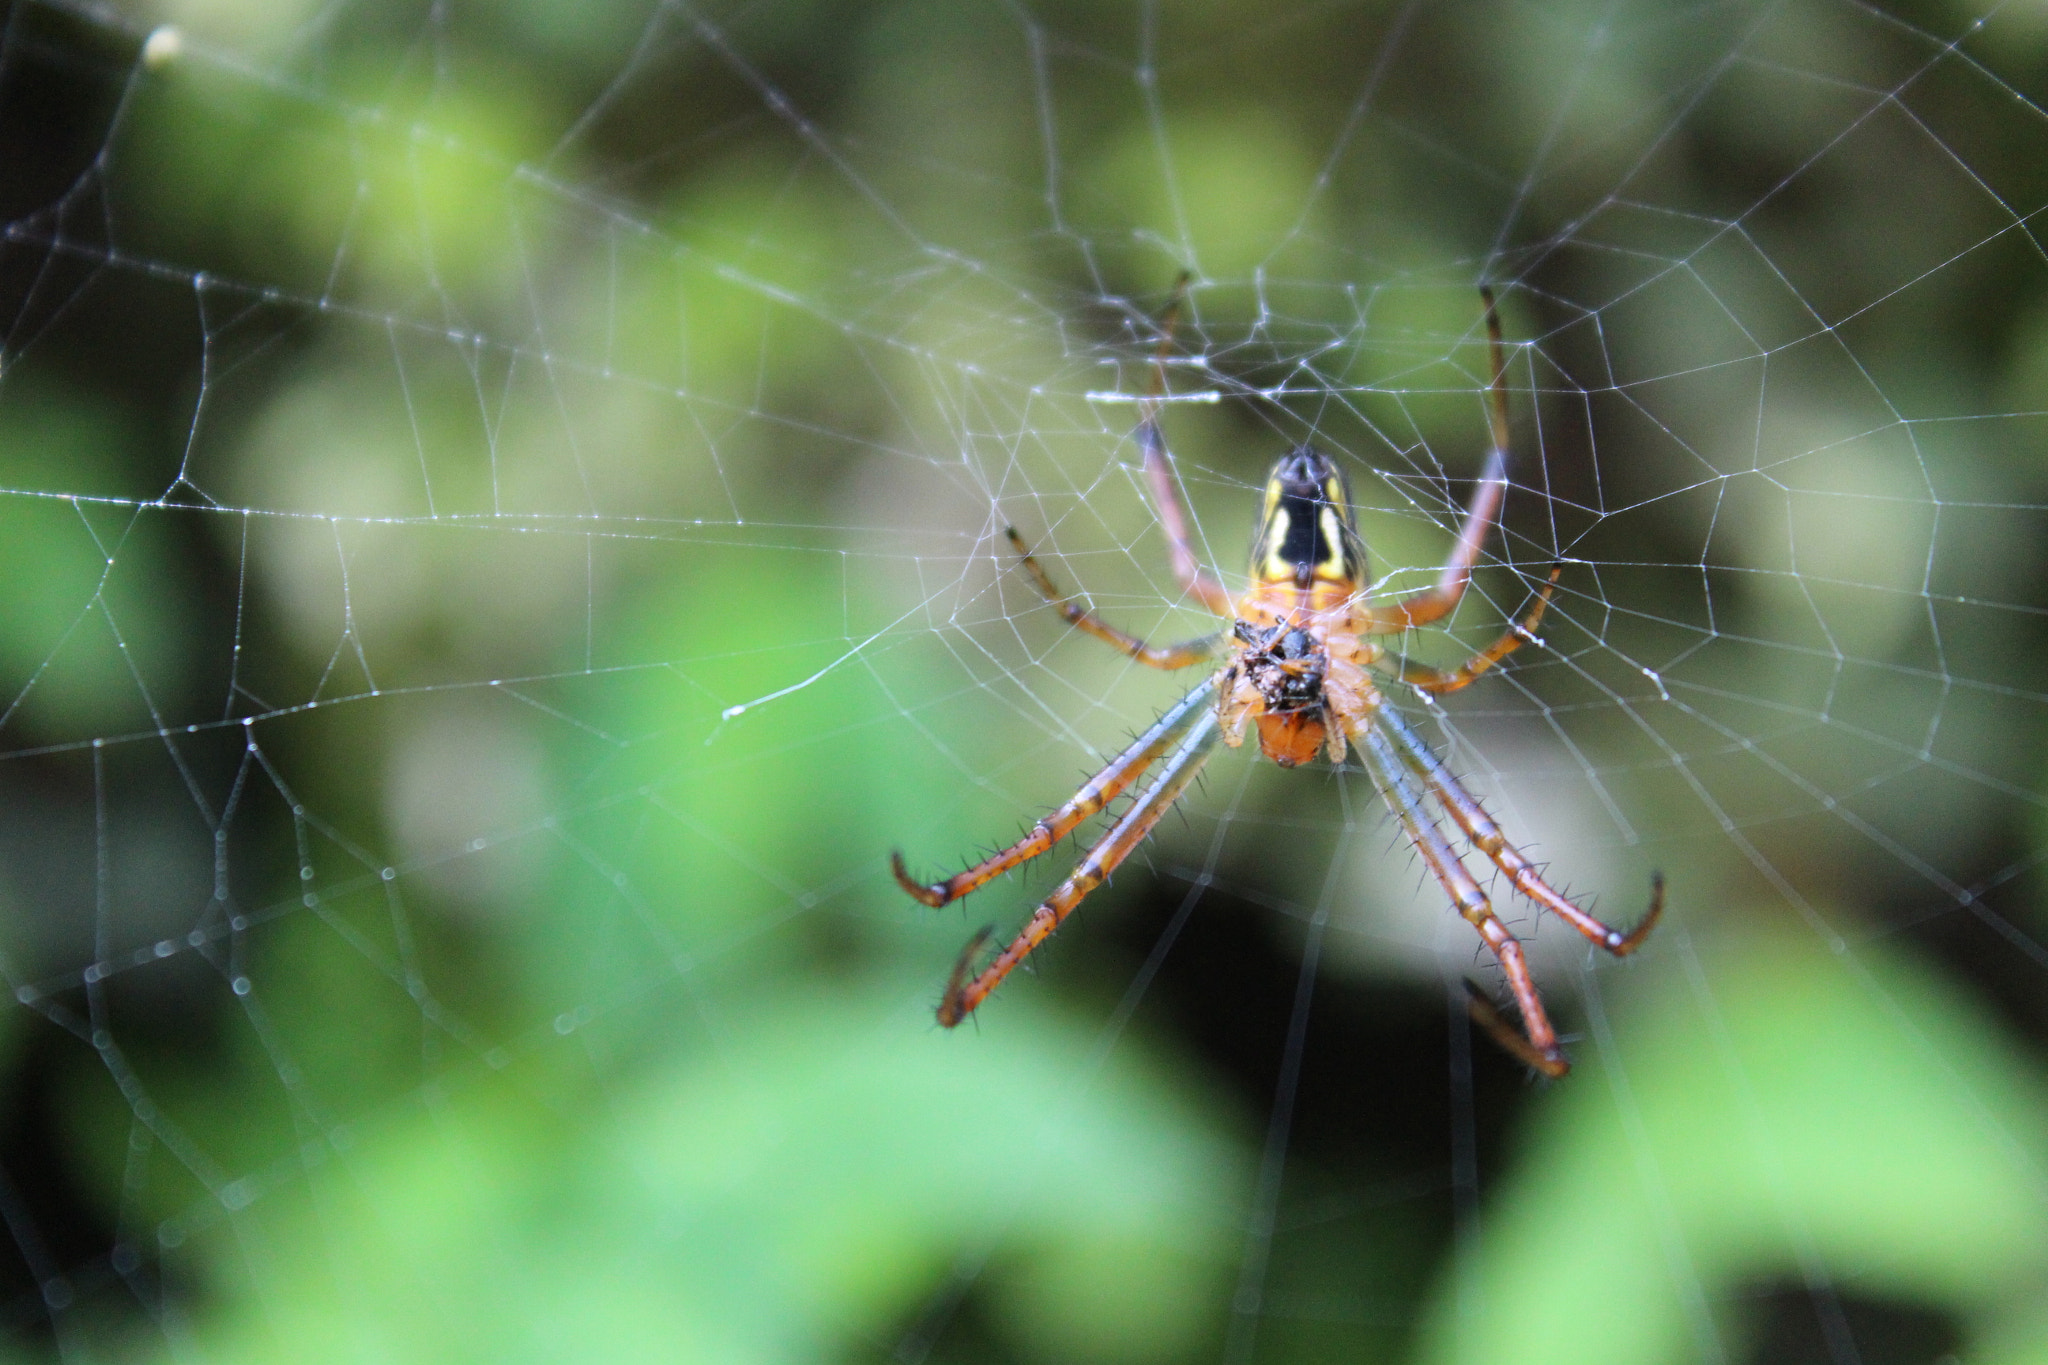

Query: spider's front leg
left=1376, top=702, right=1663, bottom=955
left=939, top=706, right=1220, bottom=1026
left=1357, top=722, right=1571, bottom=1076
left=892, top=678, right=1218, bottom=907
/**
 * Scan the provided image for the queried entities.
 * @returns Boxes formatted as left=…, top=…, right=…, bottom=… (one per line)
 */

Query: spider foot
left=1463, top=979, right=1570, bottom=1079
left=890, top=850, right=949, bottom=908
left=937, top=926, right=995, bottom=1028
left=1601, top=871, right=1665, bottom=956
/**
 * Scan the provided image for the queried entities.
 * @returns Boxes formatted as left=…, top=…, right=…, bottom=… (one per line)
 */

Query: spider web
left=0, top=0, right=2045, bottom=1361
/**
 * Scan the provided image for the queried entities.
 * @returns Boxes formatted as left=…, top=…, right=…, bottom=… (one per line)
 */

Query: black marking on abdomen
left=1251, top=444, right=1362, bottom=587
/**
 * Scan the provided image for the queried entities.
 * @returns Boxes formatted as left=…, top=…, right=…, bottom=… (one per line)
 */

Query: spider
left=892, top=282, right=1661, bottom=1077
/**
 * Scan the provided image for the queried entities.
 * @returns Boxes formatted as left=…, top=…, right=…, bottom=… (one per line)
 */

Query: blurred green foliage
left=0, top=0, right=2042, bottom=1362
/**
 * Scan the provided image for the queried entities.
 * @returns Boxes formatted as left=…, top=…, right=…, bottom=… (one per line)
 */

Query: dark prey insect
left=891, top=283, right=1661, bottom=1077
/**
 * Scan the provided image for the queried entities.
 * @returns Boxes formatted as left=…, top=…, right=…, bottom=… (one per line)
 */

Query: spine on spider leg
left=1462, top=980, right=1570, bottom=1079
left=1374, top=702, right=1664, bottom=954
left=937, top=711, right=1220, bottom=1027
left=891, top=678, right=1219, bottom=908
left=1357, top=722, right=1570, bottom=1076
left=940, top=927, right=995, bottom=1023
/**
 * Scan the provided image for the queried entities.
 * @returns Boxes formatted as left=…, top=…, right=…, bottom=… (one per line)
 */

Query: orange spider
left=892, top=284, right=1661, bottom=1076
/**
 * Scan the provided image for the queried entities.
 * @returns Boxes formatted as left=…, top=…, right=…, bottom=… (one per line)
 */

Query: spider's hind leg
left=1357, top=288, right=1515, bottom=634
left=1134, top=276, right=1237, bottom=617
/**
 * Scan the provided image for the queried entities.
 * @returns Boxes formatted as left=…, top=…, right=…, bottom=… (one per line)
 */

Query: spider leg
left=1359, top=287, right=1512, bottom=634
left=1376, top=702, right=1663, bottom=955
left=1006, top=527, right=1221, bottom=670
left=939, top=707, right=1221, bottom=1026
left=1357, top=722, right=1568, bottom=1076
left=1462, top=979, right=1573, bottom=1078
left=892, top=677, right=1219, bottom=908
left=1138, top=274, right=1236, bottom=618
left=1383, top=564, right=1562, bottom=695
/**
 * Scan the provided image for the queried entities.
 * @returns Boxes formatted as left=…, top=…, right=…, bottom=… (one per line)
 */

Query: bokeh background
left=0, top=0, right=2045, bottom=1361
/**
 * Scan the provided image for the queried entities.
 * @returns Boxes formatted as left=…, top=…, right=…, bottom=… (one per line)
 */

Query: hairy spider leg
left=892, top=677, right=1220, bottom=909
left=1005, top=527, right=1221, bottom=671
left=1356, top=723, right=1569, bottom=1077
left=939, top=707, right=1222, bottom=1026
left=1137, top=273, right=1235, bottom=618
left=1384, top=564, right=1563, bottom=695
left=1461, top=980, right=1572, bottom=1079
left=1357, top=288, right=1514, bottom=634
left=1375, top=702, right=1663, bottom=954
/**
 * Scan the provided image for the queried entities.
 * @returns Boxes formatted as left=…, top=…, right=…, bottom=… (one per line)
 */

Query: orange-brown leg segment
left=893, top=678, right=1218, bottom=908
left=1376, top=702, right=1663, bottom=955
left=1136, top=273, right=1235, bottom=617
left=1359, top=287, right=1513, bottom=635
left=1462, top=980, right=1572, bottom=1077
left=939, top=710, right=1220, bottom=1026
left=1356, top=723, right=1567, bottom=1076
left=1006, top=527, right=1220, bottom=670
left=1388, top=564, right=1563, bottom=696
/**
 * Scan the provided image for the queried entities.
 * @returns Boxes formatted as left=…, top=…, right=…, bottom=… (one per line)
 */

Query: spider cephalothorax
left=1233, top=621, right=1327, bottom=712
left=893, top=283, right=1662, bottom=1075
left=1221, top=618, right=1336, bottom=769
